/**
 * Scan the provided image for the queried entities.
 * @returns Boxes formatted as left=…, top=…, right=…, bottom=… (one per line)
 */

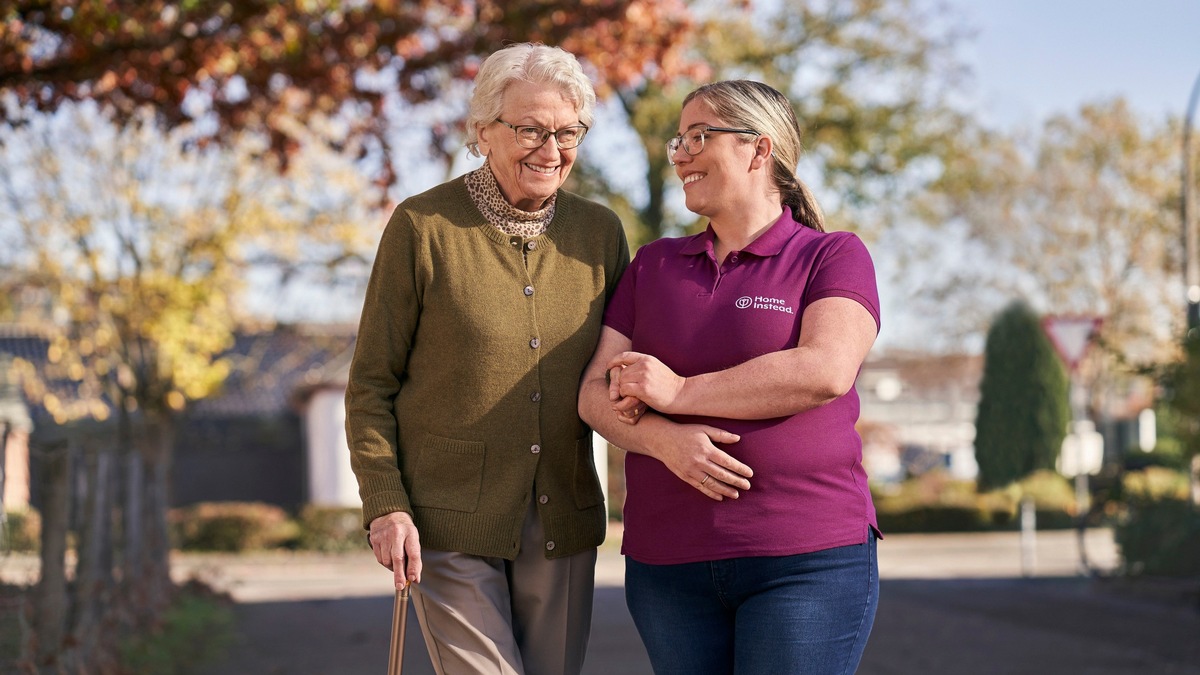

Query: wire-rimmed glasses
left=666, top=125, right=759, bottom=165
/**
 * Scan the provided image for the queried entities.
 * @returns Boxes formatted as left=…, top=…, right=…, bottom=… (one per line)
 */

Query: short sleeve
left=805, top=233, right=881, bottom=332
left=602, top=250, right=639, bottom=339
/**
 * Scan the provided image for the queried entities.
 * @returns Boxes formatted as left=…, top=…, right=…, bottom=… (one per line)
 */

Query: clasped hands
left=606, top=352, right=753, bottom=500
left=605, top=351, right=683, bottom=425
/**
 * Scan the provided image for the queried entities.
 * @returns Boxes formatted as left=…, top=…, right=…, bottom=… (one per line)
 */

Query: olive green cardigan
left=345, top=176, right=629, bottom=560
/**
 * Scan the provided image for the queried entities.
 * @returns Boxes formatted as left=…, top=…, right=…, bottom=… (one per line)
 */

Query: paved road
left=168, top=529, right=1199, bottom=674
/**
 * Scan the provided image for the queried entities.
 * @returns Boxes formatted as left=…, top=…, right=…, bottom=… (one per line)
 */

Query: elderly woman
left=345, top=43, right=629, bottom=675
left=579, top=80, right=881, bottom=675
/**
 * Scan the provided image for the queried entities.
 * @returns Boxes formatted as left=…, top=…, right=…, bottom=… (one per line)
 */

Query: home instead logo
left=735, top=296, right=794, bottom=314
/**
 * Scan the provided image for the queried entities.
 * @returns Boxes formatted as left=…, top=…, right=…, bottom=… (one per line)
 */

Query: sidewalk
left=8, top=528, right=1199, bottom=674
left=0, top=525, right=1120, bottom=600
left=158, top=526, right=1119, bottom=603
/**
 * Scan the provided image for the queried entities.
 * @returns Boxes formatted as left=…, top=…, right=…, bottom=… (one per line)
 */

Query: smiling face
left=476, top=79, right=581, bottom=212
left=672, top=99, right=762, bottom=221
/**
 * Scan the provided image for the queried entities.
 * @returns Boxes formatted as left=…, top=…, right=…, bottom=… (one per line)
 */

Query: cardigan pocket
left=573, top=434, right=605, bottom=509
left=410, top=434, right=485, bottom=513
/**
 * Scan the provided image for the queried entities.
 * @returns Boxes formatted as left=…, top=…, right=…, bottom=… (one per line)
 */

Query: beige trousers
left=410, top=499, right=597, bottom=675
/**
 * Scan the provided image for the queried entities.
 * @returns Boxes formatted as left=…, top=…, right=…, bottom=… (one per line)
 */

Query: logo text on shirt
left=735, top=296, right=794, bottom=314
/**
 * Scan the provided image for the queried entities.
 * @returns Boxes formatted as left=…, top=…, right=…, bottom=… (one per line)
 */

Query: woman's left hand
left=607, top=352, right=685, bottom=415
left=606, top=366, right=648, bottom=424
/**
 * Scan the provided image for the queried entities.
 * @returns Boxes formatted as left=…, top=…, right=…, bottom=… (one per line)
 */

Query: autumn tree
left=974, top=301, right=1070, bottom=490
left=2, top=2, right=708, bottom=669
left=593, top=0, right=971, bottom=244
left=0, top=102, right=377, bottom=670
left=892, top=96, right=1186, bottom=470
left=2, top=0, right=702, bottom=189
left=915, top=99, right=1181, bottom=353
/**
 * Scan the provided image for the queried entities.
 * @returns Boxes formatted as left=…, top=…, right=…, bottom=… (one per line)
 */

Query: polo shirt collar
left=677, top=209, right=802, bottom=258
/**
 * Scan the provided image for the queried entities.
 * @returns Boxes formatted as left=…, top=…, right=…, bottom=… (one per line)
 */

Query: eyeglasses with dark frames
left=666, top=125, right=760, bottom=165
left=495, top=119, right=589, bottom=150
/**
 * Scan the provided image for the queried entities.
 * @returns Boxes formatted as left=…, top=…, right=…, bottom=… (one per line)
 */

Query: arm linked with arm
left=579, top=327, right=753, bottom=500
left=608, top=295, right=877, bottom=420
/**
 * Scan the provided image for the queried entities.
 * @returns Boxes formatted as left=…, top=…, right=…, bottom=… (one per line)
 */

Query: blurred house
left=0, top=323, right=358, bottom=514
left=5, top=325, right=1154, bottom=515
left=0, top=331, right=37, bottom=510
left=176, top=325, right=359, bottom=510
left=856, top=352, right=984, bottom=483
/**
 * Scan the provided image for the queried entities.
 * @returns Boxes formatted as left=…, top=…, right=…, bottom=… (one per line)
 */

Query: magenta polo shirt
left=604, top=210, right=881, bottom=565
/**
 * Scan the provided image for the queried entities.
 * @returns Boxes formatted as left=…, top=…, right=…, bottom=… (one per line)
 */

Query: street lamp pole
left=1183, top=69, right=1200, bottom=334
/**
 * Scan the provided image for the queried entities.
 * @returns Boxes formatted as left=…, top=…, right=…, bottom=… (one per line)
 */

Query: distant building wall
left=856, top=354, right=983, bottom=481
left=172, top=415, right=307, bottom=511
left=304, top=388, right=359, bottom=507
left=2, top=427, right=30, bottom=509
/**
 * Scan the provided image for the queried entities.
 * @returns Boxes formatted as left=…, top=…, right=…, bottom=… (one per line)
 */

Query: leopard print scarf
left=466, top=160, right=556, bottom=238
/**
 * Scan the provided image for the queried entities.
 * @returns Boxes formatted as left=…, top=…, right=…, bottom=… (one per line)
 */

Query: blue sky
left=945, top=0, right=1200, bottom=127
left=867, top=1, right=1200, bottom=351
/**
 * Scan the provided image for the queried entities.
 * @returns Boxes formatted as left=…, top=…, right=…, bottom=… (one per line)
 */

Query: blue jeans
left=625, top=533, right=879, bottom=675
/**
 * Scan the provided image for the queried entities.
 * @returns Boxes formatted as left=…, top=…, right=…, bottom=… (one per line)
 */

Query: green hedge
left=872, top=470, right=1078, bottom=533
left=2, top=508, right=40, bottom=553
left=296, top=505, right=369, bottom=553
left=1115, top=497, right=1200, bottom=577
left=170, top=502, right=297, bottom=551
left=1114, top=468, right=1200, bottom=577
left=167, top=502, right=368, bottom=553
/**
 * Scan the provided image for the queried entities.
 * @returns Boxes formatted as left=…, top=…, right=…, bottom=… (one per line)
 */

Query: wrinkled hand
left=607, top=366, right=648, bottom=425
left=652, top=423, right=753, bottom=501
left=369, top=511, right=422, bottom=590
left=607, top=352, right=686, bottom=415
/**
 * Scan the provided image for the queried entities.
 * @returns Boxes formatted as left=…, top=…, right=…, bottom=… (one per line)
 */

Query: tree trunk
left=71, top=442, right=117, bottom=669
left=132, top=413, right=175, bottom=624
left=121, top=447, right=142, bottom=580
left=29, top=441, right=71, bottom=672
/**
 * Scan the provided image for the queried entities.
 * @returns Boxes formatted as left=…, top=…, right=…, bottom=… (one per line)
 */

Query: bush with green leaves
left=1114, top=468, right=1200, bottom=577
left=170, top=502, right=298, bottom=552
left=1120, top=466, right=1190, bottom=501
left=296, top=505, right=369, bottom=552
left=1, top=507, right=40, bottom=553
left=872, top=470, right=1078, bottom=533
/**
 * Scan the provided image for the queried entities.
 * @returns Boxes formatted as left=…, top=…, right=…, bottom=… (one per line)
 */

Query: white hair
left=464, top=43, right=597, bottom=157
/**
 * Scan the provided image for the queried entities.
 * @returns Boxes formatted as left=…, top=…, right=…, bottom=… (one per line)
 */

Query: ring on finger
left=700, top=474, right=711, bottom=486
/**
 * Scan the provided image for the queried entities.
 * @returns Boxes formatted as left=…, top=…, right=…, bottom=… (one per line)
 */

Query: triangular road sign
left=1042, top=315, right=1103, bottom=372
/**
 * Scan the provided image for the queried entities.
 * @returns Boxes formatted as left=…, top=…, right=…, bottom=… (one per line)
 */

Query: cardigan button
left=538, top=494, right=549, bottom=504
left=523, top=285, right=534, bottom=296
left=526, top=241, right=537, bottom=251
left=530, top=444, right=541, bottom=454
left=530, top=338, right=540, bottom=349
left=545, top=541, right=556, bottom=551
left=530, top=391, right=541, bottom=402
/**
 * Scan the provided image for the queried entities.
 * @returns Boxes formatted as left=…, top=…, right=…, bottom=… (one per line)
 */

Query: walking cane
left=387, top=583, right=410, bottom=675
